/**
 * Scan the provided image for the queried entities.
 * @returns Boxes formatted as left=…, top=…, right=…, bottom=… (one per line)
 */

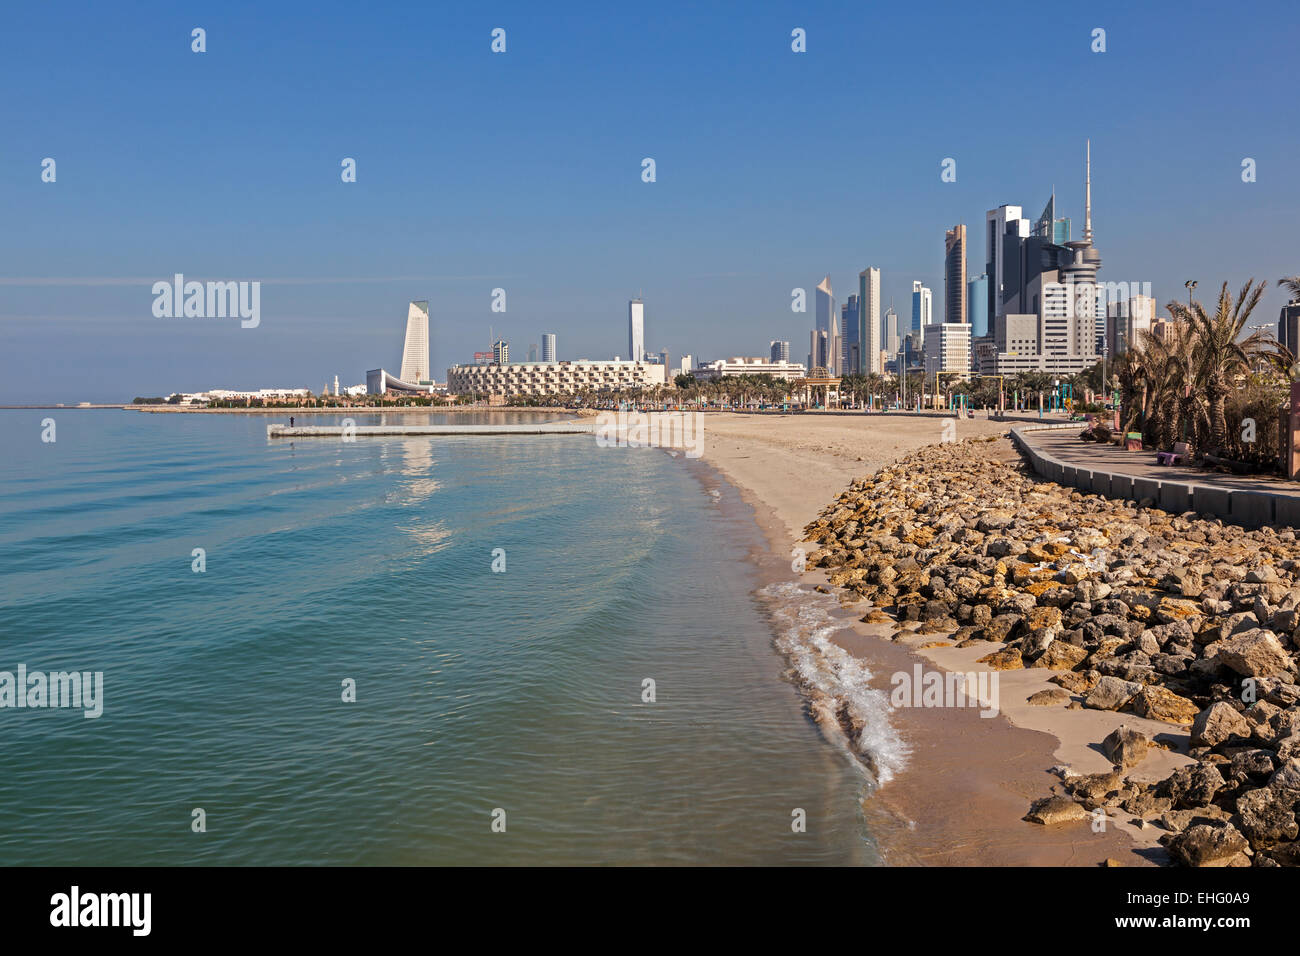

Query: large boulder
left=1084, top=676, right=1142, bottom=712
left=1024, top=795, right=1089, bottom=826
left=1050, top=670, right=1096, bottom=694
left=976, top=647, right=1023, bottom=671
left=1162, top=763, right=1227, bottom=809
left=1122, top=788, right=1173, bottom=818
left=1155, top=597, right=1203, bottom=626
left=1191, top=702, right=1252, bottom=748
left=1216, top=630, right=1294, bottom=679
left=1027, top=688, right=1071, bottom=706
left=977, top=511, right=1015, bottom=532
left=1067, top=770, right=1125, bottom=809
left=1236, top=787, right=1300, bottom=848
left=1270, top=758, right=1300, bottom=790
left=1230, top=749, right=1278, bottom=781
left=1163, top=823, right=1251, bottom=867
left=1031, top=641, right=1088, bottom=671
left=1022, top=606, right=1064, bottom=657
left=983, top=613, right=1024, bottom=644
left=1129, top=685, right=1199, bottom=725
left=1101, top=726, right=1150, bottom=769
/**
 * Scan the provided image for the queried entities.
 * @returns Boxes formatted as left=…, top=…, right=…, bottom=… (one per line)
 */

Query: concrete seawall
left=267, top=422, right=597, bottom=438
left=1011, top=422, right=1300, bottom=529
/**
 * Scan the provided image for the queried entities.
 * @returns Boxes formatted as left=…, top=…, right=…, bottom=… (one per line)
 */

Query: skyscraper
left=1279, top=302, right=1300, bottom=356
left=944, top=226, right=967, bottom=326
left=814, top=276, right=837, bottom=373
left=968, top=275, right=989, bottom=337
left=541, top=332, right=557, bottom=362
left=884, top=306, right=900, bottom=358
left=980, top=143, right=1103, bottom=375
left=985, top=204, right=1032, bottom=326
left=1033, top=194, right=1071, bottom=246
left=770, top=340, right=790, bottom=363
left=1058, top=140, right=1103, bottom=363
left=399, top=300, right=430, bottom=383
left=492, top=339, right=508, bottom=364
left=1107, top=298, right=1153, bottom=357
left=628, top=298, right=645, bottom=362
left=842, top=295, right=859, bottom=374
left=809, top=329, right=830, bottom=372
left=909, top=282, right=930, bottom=338
left=859, top=267, right=882, bottom=375
left=527, top=343, right=539, bottom=362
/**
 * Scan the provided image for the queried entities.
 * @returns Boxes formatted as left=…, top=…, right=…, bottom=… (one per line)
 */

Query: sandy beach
left=701, top=410, right=1192, bottom=866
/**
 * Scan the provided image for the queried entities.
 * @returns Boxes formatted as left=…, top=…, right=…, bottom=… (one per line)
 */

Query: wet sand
left=700, top=410, right=1187, bottom=866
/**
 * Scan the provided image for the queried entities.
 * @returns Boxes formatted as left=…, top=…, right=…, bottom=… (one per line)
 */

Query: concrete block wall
left=1009, top=424, right=1293, bottom=530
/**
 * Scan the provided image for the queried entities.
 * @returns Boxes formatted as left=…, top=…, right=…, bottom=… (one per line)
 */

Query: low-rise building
left=923, top=323, right=972, bottom=376
left=446, top=360, right=667, bottom=397
left=690, top=357, right=807, bottom=381
left=207, top=387, right=312, bottom=400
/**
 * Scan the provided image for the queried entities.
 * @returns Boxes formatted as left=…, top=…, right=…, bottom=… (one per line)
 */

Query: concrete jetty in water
left=267, top=422, right=596, bottom=439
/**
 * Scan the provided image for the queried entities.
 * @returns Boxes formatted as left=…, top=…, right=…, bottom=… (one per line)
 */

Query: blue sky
left=2, top=0, right=1297, bottom=402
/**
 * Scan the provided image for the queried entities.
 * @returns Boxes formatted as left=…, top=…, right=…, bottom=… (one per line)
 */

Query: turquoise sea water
left=0, top=409, right=881, bottom=865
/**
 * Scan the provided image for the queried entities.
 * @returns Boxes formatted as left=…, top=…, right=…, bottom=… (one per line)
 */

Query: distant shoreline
left=0, top=404, right=591, bottom=415
left=0, top=404, right=130, bottom=410
left=124, top=405, right=590, bottom=416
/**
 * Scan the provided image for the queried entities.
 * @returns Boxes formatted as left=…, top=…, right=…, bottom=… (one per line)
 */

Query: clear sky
left=2, top=0, right=1297, bottom=402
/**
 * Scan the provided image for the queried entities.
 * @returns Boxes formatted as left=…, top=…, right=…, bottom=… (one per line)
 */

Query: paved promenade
left=1013, top=423, right=1300, bottom=528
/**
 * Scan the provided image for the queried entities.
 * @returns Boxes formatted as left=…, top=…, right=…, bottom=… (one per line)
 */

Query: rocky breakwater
left=801, top=435, right=1300, bottom=867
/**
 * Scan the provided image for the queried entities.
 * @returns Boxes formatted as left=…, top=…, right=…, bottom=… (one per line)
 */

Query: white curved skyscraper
left=813, top=276, right=837, bottom=372
left=400, top=300, right=430, bottom=383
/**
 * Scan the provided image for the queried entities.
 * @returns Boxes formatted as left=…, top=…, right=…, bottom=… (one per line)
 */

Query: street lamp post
left=1185, top=280, right=1198, bottom=305
left=1102, top=343, right=1109, bottom=412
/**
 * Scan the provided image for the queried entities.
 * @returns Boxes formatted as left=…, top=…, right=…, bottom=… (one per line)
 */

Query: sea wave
left=760, top=581, right=909, bottom=787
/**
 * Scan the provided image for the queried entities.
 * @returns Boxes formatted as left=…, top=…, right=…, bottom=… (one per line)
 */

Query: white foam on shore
left=761, top=581, right=909, bottom=787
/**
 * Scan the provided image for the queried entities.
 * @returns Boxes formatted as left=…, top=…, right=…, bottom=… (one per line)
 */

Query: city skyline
left=57, top=138, right=1259, bottom=396
left=3, top=2, right=1297, bottom=402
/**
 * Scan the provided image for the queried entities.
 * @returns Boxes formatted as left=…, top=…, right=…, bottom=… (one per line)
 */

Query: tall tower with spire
left=1082, top=138, right=1093, bottom=243
left=1060, top=140, right=1102, bottom=360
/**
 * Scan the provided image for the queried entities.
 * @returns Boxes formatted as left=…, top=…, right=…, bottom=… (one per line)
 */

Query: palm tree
left=1167, top=279, right=1267, bottom=453
left=1159, top=321, right=1206, bottom=449
left=1279, top=275, right=1300, bottom=303
left=790, top=376, right=808, bottom=409
left=1114, top=346, right=1145, bottom=437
